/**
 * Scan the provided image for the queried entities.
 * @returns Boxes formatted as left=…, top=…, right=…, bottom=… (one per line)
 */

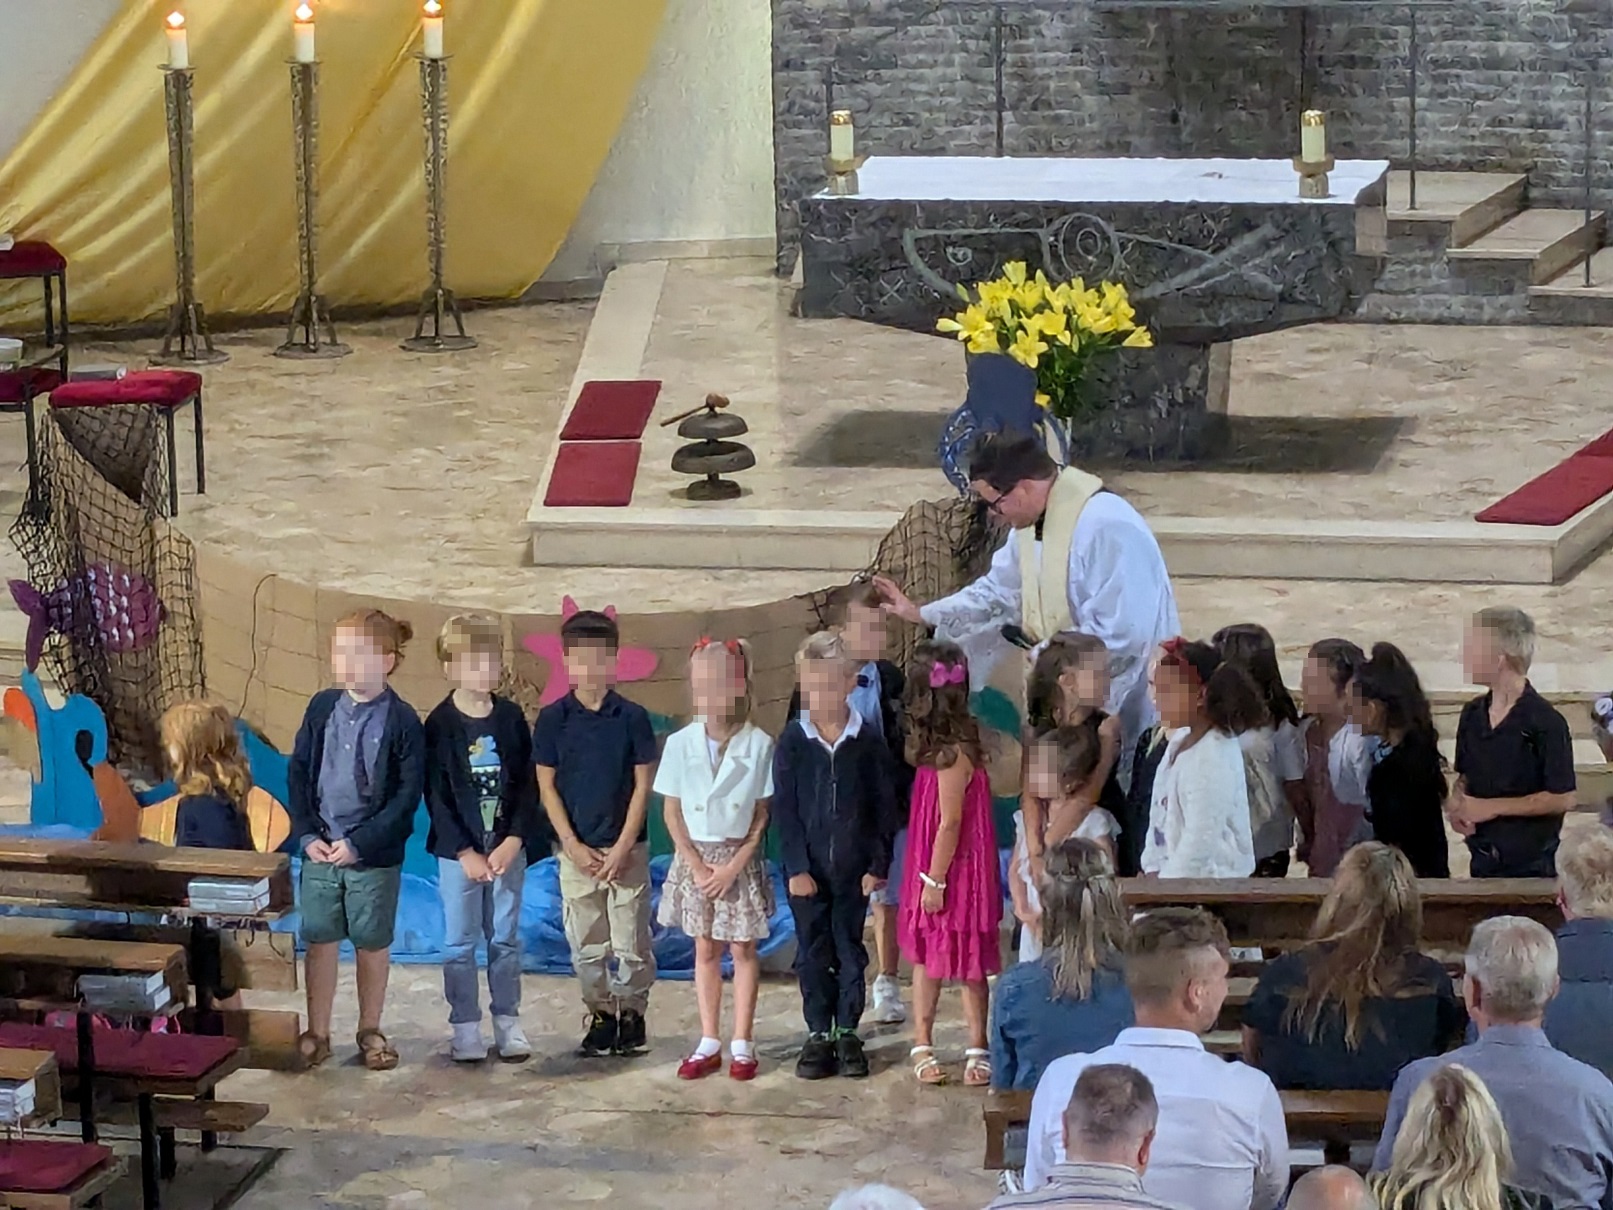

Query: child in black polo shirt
left=773, top=630, right=900, bottom=1080
left=534, top=610, right=659, bottom=1056
left=1449, top=606, right=1577, bottom=878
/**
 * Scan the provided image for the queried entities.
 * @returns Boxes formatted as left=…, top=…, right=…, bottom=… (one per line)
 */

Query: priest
left=875, top=431, right=1179, bottom=758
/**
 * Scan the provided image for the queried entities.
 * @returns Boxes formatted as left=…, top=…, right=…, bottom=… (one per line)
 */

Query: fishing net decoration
left=9, top=404, right=206, bottom=776
left=807, top=495, right=1006, bottom=670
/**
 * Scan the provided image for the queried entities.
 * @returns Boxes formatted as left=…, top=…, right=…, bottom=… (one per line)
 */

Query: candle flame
left=165, top=11, right=185, bottom=29
left=295, top=3, right=313, bottom=20
left=424, top=0, right=442, bottom=13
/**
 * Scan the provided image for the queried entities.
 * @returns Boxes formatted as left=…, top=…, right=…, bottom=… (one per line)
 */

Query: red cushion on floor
left=51, top=369, right=201, bottom=409
left=0, top=241, right=67, bottom=277
left=543, top=441, right=641, bottom=507
left=1476, top=456, right=1613, bottom=525
left=559, top=380, right=662, bottom=441
left=0, top=1139, right=113, bottom=1194
left=0, top=1022, right=237, bottom=1081
left=0, top=367, right=62, bottom=405
left=1576, top=428, right=1613, bottom=458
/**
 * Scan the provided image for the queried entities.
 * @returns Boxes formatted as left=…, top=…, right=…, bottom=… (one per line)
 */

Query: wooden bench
left=0, top=934, right=188, bottom=1009
left=0, top=1140, right=123, bottom=1210
left=1120, top=878, right=1559, bottom=950
left=982, top=1086, right=1390, bottom=1171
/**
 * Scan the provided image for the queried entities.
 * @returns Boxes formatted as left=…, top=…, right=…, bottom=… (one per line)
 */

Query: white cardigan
left=1142, top=728, right=1256, bottom=878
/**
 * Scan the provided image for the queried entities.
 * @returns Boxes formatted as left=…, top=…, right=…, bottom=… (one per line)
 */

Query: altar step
left=1528, top=247, right=1613, bottom=325
left=1358, top=169, right=1607, bottom=324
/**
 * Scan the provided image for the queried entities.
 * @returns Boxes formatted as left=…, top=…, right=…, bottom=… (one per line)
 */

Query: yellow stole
left=1015, top=466, right=1105, bottom=644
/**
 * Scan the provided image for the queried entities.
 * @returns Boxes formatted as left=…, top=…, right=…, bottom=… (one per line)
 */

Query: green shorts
left=299, top=860, right=402, bottom=952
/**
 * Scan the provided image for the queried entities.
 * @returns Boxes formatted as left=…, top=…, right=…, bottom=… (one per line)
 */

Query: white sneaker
left=871, top=974, right=907, bottom=1024
left=450, top=1022, right=489, bottom=1062
left=492, top=1015, right=532, bottom=1063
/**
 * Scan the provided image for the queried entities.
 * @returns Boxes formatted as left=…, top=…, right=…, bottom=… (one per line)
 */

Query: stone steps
left=1527, top=246, right=1613, bottom=325
left=1385, top=170, right=1527, bottom=246
left=1446, top=207, right=1606, bottom=286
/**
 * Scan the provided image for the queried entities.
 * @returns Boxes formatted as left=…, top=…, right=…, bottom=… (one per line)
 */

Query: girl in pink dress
left=898, top=640, right=1003, bottom=1088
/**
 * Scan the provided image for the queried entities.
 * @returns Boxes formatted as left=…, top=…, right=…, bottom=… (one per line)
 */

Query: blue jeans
left=438, top=850, right=526, bottom=1024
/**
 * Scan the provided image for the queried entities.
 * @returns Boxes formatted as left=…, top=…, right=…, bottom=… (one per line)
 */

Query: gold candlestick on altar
left=402, top=52, right=475, bottom=352
left=825, top=110, right=868, bottom=197
left=1293, top=110, right=1333, bottom=200
left=276, top=59, right=350, bottom=359
left=154, top=64, right=227, bottom=365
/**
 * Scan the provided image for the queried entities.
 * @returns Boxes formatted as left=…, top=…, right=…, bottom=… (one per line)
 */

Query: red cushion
left=559, top=380, right=662, bottom=441
left=543, top=441, right=640, bottom=507
left=1476, top=455, right=1613, bottom=525
left=1576, top=428, right=1613, bottom=458
left=50, top=369, right=202, bottom=409
left=0, top=367, right=62, bottom=405
left=0, top=1140, right=113, bottom=1194
left=0, top=1022, right=237, bottom=1081
left=0, top=240, right=67, bottom=277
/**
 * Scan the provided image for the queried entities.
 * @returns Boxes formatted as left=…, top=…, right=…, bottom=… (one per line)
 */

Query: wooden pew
left=1120, top=878, right=1559, bottom=950
left=0, top=1140, right=123, bottom=1210
left=0, top=934, right=188, bottom=1009
left=982, top=1086, right=1390, bottom=1171
left=0, top=1049, right=61, bottom=1129
left=0, top=839, right=291, bottom=917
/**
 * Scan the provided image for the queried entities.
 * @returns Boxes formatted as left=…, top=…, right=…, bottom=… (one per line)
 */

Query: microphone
left=1001, top=624, right=1035, bottom=650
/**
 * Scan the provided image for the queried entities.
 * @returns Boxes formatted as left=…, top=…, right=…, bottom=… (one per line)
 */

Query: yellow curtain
left=0, top=0, right=666, bottom=327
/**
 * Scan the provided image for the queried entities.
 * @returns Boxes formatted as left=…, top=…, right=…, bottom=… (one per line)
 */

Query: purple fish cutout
left=9, top=564, right=165, bottom=672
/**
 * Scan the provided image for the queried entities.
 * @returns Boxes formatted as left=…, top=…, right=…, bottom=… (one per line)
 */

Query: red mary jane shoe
left=678, top=1052, right=723, bottom=1080
left=728, top=1055, right=759, bottom=1082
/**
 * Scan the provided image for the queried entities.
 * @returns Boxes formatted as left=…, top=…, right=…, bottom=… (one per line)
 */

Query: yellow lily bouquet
left=937, top=261, right=1154, bottom=423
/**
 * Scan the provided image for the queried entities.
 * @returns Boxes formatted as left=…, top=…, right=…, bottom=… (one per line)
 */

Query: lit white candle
left=164, top=11, right=189, bottom=70
left=293, top=4, right=315, bottom=64
left=830, top=109, right=854, bottom=163
left=1301, top=110, right=1327, bottom=164
left=422, top=0, right=444, bottom=59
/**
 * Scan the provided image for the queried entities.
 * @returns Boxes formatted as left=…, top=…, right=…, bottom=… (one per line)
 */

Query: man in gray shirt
left=1374, top=916, right=1613, bottom=1210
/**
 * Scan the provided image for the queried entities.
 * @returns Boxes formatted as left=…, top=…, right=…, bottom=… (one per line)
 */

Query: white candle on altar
left=1301, top=110, right=1327, bottom=164
left=830, top=109, right=854, bottom=163
left=422, top=0, right=445, bottom=59
left=164, top=12, right=189, bottom=70
left=293, top=4, right=316, bottom=63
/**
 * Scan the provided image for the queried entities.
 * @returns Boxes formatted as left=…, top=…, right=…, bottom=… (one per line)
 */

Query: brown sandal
left=297, top=1031, right=332, bottom=1069
left=356, top=1028, right=399, bottom=1071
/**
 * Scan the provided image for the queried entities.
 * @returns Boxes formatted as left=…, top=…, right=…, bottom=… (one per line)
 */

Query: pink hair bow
left=928, top=661, right=967, bottom=689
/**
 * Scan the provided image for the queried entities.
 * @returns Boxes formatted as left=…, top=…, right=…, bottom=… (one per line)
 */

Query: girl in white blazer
left=1142, top=639, right=1267, bottom=879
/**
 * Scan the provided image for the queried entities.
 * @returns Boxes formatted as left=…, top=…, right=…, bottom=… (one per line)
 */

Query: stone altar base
left=1066, top=342, right=1232, bottom=461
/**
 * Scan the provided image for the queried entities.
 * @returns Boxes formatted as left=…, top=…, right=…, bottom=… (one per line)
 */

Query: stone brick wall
left=773, top=0, right=1608, bottom=272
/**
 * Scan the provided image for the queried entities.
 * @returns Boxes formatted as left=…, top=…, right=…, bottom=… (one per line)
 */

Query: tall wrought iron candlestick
left=277, top=60, right=349, bottom=359
left=402, top=53, right=475, bottom=352
left=155, top=65, right=227, bottom=365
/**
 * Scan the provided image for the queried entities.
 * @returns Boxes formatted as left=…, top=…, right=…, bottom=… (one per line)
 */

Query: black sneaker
left=795, top=1033, right=839, bottom=1080
left=578, top=1011, right=617, bottom=1057
left=613, top=1008, right=648, bottom=1056
left=836, top=1031, right=869, bottom=1079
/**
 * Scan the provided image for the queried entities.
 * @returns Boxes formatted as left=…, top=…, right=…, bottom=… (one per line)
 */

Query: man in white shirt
left=876, top=433, right=1178, bottom=760
left=1023, top=908, right=1288, bottom=1210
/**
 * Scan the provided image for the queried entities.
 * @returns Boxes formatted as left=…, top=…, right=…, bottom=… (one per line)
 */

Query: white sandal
left=964, top=1047, right=991, bottom=1087
left=911, top=1044, right=947, bottom=1085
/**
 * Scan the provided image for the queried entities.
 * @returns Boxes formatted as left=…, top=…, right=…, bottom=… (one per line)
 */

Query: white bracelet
left=919, top=872, right=947, bottom=892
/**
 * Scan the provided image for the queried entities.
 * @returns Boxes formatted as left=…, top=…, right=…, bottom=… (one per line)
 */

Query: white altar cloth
left=836, top=155, right=1391, bottom=207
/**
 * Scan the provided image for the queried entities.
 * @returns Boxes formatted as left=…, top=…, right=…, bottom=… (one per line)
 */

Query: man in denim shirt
left=1548, top=829, right=1613, bottom=1079
left=1375, top=917, right=1613, bottom=1210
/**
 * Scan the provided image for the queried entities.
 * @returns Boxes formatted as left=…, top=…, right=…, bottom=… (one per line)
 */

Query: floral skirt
left=657, top=840, right=774, bottom=943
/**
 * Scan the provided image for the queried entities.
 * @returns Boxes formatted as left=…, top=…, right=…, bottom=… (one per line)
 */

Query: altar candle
left=293, top=4, right=315, bottom=63
left=1301, top=110, right=1327, bottom=164
left=422, top=0, right=445, bottom=59
left=164, top=12, right=189, bottom=70
left=830, top=109, right=854, bottom=163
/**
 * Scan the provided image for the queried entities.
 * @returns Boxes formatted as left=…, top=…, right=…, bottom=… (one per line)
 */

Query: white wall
left=0, top=0, right=124, bottom=164
left=544, top=0, right=776, bottom=282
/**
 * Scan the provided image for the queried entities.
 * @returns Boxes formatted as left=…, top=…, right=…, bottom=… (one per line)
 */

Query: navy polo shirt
left=533, top=689, right=657, bottom=848
left=1456, top=684, right=1576, bottom=877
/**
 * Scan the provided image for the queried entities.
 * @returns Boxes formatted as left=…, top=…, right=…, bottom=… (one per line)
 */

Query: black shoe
left=578, top=1011, right=617, bottom=1057
left=613, top=1008, right=648, bottom=1056
left=795, top=1033, right=839, bottom=1080
left=836, top=1031, right=869, bottom=1078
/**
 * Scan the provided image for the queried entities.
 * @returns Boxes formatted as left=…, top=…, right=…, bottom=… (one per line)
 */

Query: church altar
left=798, top=155, right=1390, bottom=459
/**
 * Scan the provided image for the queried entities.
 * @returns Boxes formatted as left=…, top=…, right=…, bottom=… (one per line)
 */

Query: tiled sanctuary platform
left=527, top=259, right=1613, bottom=584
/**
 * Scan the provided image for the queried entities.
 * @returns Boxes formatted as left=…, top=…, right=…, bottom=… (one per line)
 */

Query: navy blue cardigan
left=771, top=717, right=899, bottom=884
left=287, top=687, right=425, bottom=869
left=423, top=694, right=545, bottom=860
